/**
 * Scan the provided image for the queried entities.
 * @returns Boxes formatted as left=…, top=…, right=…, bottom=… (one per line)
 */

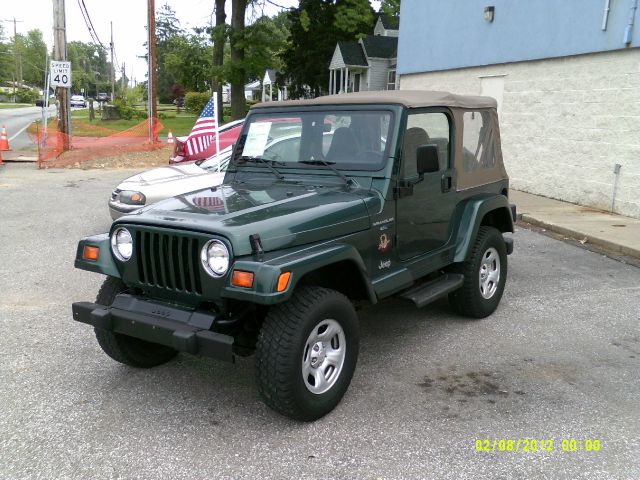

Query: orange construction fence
left=31, top=118, right=165, bottom=169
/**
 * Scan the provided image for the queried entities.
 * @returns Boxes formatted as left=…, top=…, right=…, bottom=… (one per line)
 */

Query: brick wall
left=400, top=49, right=640, bottom=219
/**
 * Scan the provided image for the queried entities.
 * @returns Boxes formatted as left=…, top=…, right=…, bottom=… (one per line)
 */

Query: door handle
left=441, top=173, right=452, bottom=192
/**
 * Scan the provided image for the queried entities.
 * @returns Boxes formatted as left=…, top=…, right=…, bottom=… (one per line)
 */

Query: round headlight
left=201, top=239, right=230, bottom=277
left=111, top=227, right=133, bottom=261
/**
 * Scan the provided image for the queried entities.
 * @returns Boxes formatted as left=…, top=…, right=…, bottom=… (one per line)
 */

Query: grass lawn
left=69, top=106, right=198, bottom=137
left=0, top=103, right=32, bottom=109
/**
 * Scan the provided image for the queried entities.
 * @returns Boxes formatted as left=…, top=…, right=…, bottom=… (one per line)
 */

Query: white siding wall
left=329, top=47, right=345, bottom=69
left=373, top=19, right=385, bottom=36
left=400, top=49, right=640, bottom=219
left=368, top=58, right=391, bottom=91
left=373, top=20, right=399, bottom=37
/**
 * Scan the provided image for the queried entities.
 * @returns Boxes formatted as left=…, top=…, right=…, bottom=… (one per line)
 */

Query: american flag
left=185, top=96, right=218, bottom=156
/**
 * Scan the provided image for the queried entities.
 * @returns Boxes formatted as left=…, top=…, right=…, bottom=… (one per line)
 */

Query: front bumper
left=108, top=200, right=143, bottom=220
left=72, top=294, right=234, bottom=362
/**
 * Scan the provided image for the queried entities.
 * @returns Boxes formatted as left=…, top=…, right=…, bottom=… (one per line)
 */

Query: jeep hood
left=118, top=181, right=377, bottom=256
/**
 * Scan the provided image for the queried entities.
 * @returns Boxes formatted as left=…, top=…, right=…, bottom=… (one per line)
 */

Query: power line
left=264, top=0, right=290, bottom=9
left=77, top=0, right=99, bottom=45
left=80, top=0, right=106, bottom=49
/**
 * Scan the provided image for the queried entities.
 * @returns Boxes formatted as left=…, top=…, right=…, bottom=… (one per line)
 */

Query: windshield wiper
left=238, top=156, right=284, bottom=180
left=298, top=159, right=352, bottom=186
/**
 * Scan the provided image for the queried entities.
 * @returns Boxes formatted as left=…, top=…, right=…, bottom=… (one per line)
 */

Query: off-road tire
left=255, top=286, right=359, bottom=421
left=449, top=226, right=508, bottom=318
left=93, top=276, right=178, bottom=368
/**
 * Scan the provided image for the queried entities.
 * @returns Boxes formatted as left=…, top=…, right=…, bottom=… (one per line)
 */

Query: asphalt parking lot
left=1, top=163, right=639, bottom=479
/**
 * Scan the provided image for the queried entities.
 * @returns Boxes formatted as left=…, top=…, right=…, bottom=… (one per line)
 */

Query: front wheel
left=449, top=226, right=508, bottom=318
left=255, top=286, right=359, bottom=421
left=93, top=276, right=178, bottom=368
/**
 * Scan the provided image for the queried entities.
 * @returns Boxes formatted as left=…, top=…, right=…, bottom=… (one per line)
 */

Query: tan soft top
left=250, top=90, right=497, bottom=110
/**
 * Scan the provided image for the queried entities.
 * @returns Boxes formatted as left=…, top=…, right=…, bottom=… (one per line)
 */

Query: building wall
left=368, top=58, right=392, bottom=91
left=398, top=0, right=640, bottom=75
left=374, top=19, right=399, bottom=38
left=400, top=49, right=640, bottom=218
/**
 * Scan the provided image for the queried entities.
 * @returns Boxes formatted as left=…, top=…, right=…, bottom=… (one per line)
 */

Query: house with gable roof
left=328, top=15, right=399, bottom=95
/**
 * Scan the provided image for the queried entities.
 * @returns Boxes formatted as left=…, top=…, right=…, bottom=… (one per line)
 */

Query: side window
left=402, top=112, right=450, bottom=179
left=462, top=111, right=496, bottom=172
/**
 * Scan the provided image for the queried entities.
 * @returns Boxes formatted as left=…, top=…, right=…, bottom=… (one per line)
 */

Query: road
left=0, top=106, right=57, bottom=151
left=0, top=164, right=639, bottom=479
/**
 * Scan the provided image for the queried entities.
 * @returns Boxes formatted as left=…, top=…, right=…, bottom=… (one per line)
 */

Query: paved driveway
left=1, top=164, right=639, bottom=479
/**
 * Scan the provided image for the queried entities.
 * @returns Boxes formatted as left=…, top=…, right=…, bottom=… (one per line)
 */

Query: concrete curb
left=518, top=214, right=640, bottom=259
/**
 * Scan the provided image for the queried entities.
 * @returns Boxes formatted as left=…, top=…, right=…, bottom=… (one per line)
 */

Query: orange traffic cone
left=0, top=125, right=9, bottom=151
left=167, top=129, right=174, bottom=144
left=0, top=149, right=4, bottom=166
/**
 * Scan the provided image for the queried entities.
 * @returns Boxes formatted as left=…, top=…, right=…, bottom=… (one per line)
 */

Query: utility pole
left=121, top=62, right=125, bottom=98
left=147, top=0, right=157, bottom=142
left=52, top=0, right=71, bottom=150
left=110, top=21, right=115, bottom=102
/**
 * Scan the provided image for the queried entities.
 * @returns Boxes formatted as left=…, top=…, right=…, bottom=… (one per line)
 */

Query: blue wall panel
left=398, top=0, right=640, bottom=75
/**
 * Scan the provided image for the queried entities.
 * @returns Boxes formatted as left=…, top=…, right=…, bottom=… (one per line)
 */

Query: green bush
left=16, top=88, right=39, bottom=104
left=113, top=98, right=135, bottom=120
left=184, top=92, right=210, bottom=115
left=112, top=98, right=147, bottom=120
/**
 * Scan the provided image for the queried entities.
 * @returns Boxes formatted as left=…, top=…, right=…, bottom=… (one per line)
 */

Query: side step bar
left=400, top=273, right=464, bottom=308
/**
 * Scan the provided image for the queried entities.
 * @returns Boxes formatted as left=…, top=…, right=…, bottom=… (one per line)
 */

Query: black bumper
left=72, top=294, right=234, bottom=362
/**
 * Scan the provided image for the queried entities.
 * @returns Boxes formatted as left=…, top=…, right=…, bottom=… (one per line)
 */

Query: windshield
left=232, top=110, right=393, bottom=171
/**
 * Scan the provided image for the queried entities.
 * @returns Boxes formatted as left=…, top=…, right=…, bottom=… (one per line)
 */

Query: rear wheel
left=255, top=286, right=359, bottom=421
left=449, top=226, right=507, bottom=318
left=93, top=276, right=178, bottom=368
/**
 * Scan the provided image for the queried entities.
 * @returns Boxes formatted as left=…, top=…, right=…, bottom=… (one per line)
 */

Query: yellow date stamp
left=474, top=439, right=601, bottom=453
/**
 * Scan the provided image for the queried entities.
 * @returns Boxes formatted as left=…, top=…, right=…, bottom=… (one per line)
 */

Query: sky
left=3, top=0, right=382, bottom=86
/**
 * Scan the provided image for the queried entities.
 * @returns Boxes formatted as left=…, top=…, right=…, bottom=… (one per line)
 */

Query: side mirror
left=35, top=99, right=44, bottom=108
left=417, top=144, right=440, bottom=175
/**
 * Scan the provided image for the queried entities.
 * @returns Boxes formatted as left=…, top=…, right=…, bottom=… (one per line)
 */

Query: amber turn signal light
left=231, top=270, right=254, bottom=288
left=276, top=272, right=291, bottom=292
left=82, top=245, right=100, bottom=261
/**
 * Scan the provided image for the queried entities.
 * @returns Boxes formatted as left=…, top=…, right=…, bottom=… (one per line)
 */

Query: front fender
left=221, top=243, right=376, bottom=305
left=453, top=194, right=514, bottom=263
left=74, top=233, right=121, bottom=278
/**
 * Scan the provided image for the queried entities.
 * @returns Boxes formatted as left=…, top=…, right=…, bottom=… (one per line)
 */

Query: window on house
left=462, top=111, right=496, bottom=172
left=387, top=70, right=396, bottom=90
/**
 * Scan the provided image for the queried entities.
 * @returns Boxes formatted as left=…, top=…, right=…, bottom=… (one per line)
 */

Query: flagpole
left=214, top=92, right=221, bottom=167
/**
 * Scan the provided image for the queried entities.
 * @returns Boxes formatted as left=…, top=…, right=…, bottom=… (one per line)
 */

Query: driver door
left=396, top=110, right=456, bottom=261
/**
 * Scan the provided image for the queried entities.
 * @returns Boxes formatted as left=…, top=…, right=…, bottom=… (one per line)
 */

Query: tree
left=67, top=41, right=110, bottom=96
left=0, top=25, right=13, bottom=85
left=381, top=0, right=401, bottom=17
left=15, top=30, right=47, bottom=88
left=229, top=0, right=248, bottom=119
left=212, top=0, right=226, bottom=123
left=281, top=0, right=375, bottom=98
left=335, top=0, right=374, bottom=39
left=241, top=13, right=290, bottom=80
left=155, top=3, right=184, bottom=102
left=163, top=32, right=213, bottom=93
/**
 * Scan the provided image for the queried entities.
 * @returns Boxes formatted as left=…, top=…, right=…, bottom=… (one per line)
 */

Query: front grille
left=135, top=231, right=203, bottom=295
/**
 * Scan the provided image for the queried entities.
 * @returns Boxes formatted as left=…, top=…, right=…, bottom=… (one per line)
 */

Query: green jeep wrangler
left=72, top=91, right=515, bottom=421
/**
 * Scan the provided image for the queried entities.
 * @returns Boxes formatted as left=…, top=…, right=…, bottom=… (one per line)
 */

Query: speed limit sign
left=50, top=61, right=72, bottom=88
